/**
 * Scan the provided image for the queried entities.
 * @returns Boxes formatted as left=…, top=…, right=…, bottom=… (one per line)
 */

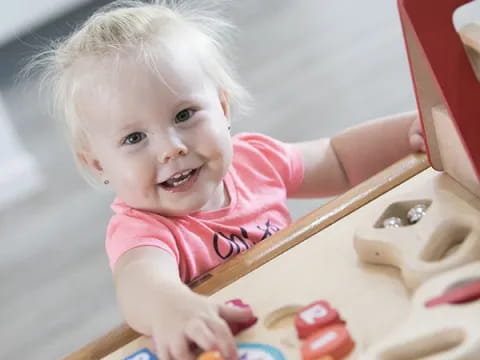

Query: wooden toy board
left=101, top=164, right=480, bottom=360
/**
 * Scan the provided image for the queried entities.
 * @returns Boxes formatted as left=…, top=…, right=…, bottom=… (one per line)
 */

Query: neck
left=201, top=181, right=230, bottom=212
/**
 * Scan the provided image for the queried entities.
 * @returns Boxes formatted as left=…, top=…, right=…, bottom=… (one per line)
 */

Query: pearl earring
left=104, top=179, right=109, bottom=185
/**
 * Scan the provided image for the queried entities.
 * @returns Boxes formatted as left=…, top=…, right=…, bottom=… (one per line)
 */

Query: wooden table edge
left=63, top=153, right=429, bottom=360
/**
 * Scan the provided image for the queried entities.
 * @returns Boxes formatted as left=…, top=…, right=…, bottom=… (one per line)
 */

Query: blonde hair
left=27, top=0, right=250, bottom=186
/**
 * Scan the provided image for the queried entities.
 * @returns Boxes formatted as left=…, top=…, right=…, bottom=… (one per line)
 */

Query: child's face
left=77, top=50, right=233, bottom=216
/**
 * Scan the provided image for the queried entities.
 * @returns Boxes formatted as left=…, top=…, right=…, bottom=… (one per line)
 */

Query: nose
left=158, top=135, right=188, bottom=163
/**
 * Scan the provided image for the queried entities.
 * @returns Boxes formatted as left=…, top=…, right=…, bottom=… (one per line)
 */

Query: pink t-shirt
left=106, top=133, right=304, bottom=283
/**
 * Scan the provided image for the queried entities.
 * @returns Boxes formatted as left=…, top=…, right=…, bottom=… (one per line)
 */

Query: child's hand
left=151, top=291, right=253, bottom=360
left=409, top=116, right=426, bottom=153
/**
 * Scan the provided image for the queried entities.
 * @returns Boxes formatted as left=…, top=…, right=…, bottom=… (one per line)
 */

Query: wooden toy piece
left=358, top=262, right=480, bottom=359
left=225, top=298, right=250, bottom=309
left=225, top=299, right=258, bottom=335
left=425, top=279, right=480, bottom=307
left=354, top=174, right=480, bottom=289
left=398, top=0, right=480, bottom=197
left=196, top=351, right=223, bottom=360
left=294, top=301, right=343, bottom=339
left=236, top=343, right=287, bottom=359
left=300, top=324, right=354, bottom=360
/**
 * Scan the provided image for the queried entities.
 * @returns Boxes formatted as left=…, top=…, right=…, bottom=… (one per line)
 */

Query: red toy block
left=225, top=299, right=258, bottom=335
left=294, top=301, right=343, bottom=339
left=425, top=280, right=480, bottom=307
left=301, top=324, right=354, bottom=360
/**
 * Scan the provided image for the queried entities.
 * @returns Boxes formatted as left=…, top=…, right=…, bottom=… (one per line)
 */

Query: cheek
left=199, top=123, right=232, bottom=162
left=102, top=151, right=155, bottom=185
left=198, top=111, right=230, bottom=147
left=213, top=133, right=233, bottom=176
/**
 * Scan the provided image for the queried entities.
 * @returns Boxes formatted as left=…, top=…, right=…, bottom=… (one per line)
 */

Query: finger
left=151, top=333, right=170, bottom=360
left=218, top=302, right=254, bottom=323
left=168, top=335, right=196, bottom=360
left=184, top=320, right=217, bottom=352
left=410, top=133, right=426, bottom=153
left=154, top=342, right=172, bottom=360
left=409, top=116, right=422, bottom=133
left=204, top=317, right=238, bottom=360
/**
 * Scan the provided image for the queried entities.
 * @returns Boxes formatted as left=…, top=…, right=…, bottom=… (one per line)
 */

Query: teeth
left=171, top=169, right=193, bottom=180
left=164, top=169, right=195, bottom=187
left=171, top=177, right=190, bottom=186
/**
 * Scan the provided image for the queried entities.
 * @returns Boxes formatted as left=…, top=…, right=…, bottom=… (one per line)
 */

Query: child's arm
left=113, top=247, right=251, bottom=360
left=291, top=111, right=424, bottom=198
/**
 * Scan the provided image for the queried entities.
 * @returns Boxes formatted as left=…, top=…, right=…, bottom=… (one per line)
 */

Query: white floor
left=1, top=0, right=463, bottom=358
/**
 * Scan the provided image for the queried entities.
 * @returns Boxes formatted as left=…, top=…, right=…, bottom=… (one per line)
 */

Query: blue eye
left=175, top=109, right=194, bottom=124
left=123, top=132, right=146, bottom=145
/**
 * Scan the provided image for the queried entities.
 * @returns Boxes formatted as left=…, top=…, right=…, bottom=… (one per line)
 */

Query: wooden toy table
left=64, top=153, right=430, bottom=360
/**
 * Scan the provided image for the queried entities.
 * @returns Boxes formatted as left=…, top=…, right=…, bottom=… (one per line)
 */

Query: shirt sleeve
left=105, top=212, right=179, bottom=270
left=234, top=132, right=304, bottom=196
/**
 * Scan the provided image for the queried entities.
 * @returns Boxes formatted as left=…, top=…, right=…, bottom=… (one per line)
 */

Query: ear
left=218, top=88, right=231, bottom=120
left=77, top=151, right=104, bottom=176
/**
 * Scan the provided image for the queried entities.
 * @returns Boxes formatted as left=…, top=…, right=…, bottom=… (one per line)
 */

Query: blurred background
left=0, top=1, right=478, bottom=359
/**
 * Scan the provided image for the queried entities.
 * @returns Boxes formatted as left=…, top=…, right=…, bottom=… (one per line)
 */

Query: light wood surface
left=359, top=262, right=480, bottom=359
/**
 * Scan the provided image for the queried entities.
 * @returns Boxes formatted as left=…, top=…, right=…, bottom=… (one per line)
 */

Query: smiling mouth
left=159, top=168, right=198, bottom=188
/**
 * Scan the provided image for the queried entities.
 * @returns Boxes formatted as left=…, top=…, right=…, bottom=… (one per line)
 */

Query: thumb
left=217, top=302, right=254, bottom=323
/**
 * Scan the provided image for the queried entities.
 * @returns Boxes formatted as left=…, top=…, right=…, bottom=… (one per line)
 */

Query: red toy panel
left=398, top=0, right=480, bottom=180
